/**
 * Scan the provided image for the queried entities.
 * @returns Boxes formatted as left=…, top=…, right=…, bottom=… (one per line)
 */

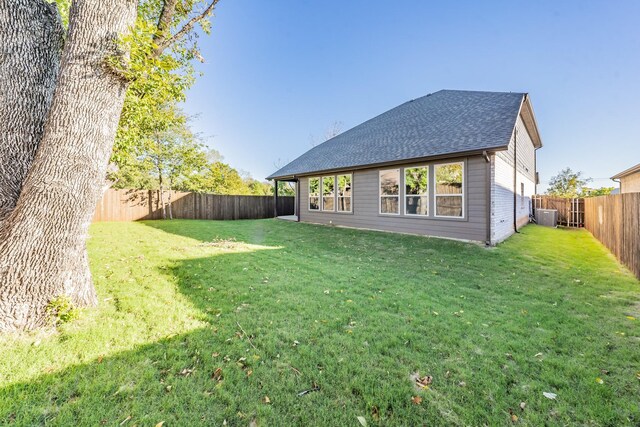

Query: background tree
left=309, top=120, right=344, bottom=147
left=0, top=0, right=219, bottom=331
left=581, top=186, right=615, bottom=197
left=546, top=168, right=592, bottom=197
left=183, top=162, right=250, bottom=195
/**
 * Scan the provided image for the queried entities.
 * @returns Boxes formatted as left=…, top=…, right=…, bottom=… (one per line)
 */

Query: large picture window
left=308, top=177, right=320, bottom=211
left=337, top=174, right=352, bottom=212
left=322, top=176, right=335, bottom=211
left=379, top=169, right=400, bottom=214
left=434, top=162, right=464, bottom=218
left=405, top=166, right=429, bottom=216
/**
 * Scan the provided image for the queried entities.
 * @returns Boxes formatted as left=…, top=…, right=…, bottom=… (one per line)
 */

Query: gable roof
left=268, top=89, right=541, bottom=180
left=611, top=162, right=640, bottom=180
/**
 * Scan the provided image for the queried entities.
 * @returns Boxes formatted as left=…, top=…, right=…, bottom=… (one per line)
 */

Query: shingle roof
left=267, top=90, right=526, bottom=180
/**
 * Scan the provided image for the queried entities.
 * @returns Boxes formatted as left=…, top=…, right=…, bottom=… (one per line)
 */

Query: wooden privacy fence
left=532, top=195, right=584, bottom=227
left=93, top=189, right=295, bottom=222
left=584, top=193, right=640, bottom=280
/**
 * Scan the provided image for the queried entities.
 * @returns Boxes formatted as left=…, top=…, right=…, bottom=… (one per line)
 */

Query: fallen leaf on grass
left=179, top=368, right=194, bottom=377
left=97, top=355, right=104, bottom=364
left=519, top=402, right=526, bottom=410
left=595, top=377, right=604, bottom=384
left=458, top=381, right=466, bottom=387
left=626, top=316, right=636, bottom=320
left=212, top=368, right=223, bottom=382
left=357, top=415, right=367, bottom=426
left=411, top=396, right=422, bottom=405
left=415, top=375, right=433, bottom=389
left=371, top=406, right=379, bottom=421
left=155, top=422, right=164, bottom=427
left=246, top=369, right=253, bottom=378
left=543, top=392, right=557, bottom=400
left=262, top=395, right=271, bottom=404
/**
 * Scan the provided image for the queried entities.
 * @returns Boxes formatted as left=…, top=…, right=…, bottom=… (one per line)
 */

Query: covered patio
left=272, top=177, right=299, bottom=221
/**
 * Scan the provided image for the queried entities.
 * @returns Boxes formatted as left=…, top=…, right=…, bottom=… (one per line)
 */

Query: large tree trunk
left=0, top=0, right=64, bottom=223
left=0, top=0, right=137, bottom=332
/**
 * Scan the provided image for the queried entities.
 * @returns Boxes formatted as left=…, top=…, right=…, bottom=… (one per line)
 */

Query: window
left=322, top=176, right=335, bottom=211
left=308, top=177, right=320, bottom=210
left=379, top=169, right=400, bottom=214
left=434, top=162, right=463, bottom=217
left=405, top=166, right=429, bottom=216
left=337, top=174, right=352, bottom=212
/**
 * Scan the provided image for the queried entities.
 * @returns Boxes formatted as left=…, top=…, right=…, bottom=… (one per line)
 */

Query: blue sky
left=184, top=0, right=640, bottom=189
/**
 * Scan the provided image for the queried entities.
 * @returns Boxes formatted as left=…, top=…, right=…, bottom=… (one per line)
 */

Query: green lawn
left=1, top=220, right=639, bottom=426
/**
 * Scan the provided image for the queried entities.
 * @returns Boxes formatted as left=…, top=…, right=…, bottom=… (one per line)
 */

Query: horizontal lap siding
left=299, top=156, right=488, bottom=242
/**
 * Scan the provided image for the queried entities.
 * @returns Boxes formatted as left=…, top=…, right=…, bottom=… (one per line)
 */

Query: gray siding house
left=268, top=90, right=542, bottom=245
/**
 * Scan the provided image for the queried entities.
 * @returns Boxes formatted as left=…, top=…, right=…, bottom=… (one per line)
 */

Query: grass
left=1, top=220, right=639, bottom=426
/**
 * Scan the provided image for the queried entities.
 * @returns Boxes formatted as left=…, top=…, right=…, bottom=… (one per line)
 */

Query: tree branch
left=153, top=0, right=178, bottom=48
left=153, top=0, right=219, bottom=57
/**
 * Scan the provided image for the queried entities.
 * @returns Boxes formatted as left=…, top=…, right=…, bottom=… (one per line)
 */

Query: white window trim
left=379, top=169, right=400, bottom=215
left=434, top=161, right=465, bottom=219
left=404, top=165, right=429, bottom=217
left=336, top=173, right=353, bottom=213
left=321, top=176, right=335, bottom=212
left=308, top=177, right=320, bottom=211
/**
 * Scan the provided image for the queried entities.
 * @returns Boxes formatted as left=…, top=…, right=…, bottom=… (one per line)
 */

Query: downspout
left=295, top=177, right=301, bottom=222
left=612, top=178, right=621, bottom=193
left=513, top=127, right=520, bottom=233
left=483, top=150, right=491, bottom=246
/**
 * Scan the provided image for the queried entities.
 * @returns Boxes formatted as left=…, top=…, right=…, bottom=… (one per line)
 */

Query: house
left=267, top=90, right=542, bottom=245
left=611, top=163, right=640, bottom=193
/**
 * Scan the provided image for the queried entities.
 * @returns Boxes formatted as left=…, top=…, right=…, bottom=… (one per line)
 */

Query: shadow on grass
left=0, top=243, right=317, bottom=426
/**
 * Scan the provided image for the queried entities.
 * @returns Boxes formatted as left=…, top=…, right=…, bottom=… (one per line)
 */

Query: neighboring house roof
left=611, top=162, right=640, bottom=180
left=267, top=89, right=542, bottom=180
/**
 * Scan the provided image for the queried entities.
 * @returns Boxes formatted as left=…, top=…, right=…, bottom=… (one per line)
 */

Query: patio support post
left=274, top=179, right=278, bottom=217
